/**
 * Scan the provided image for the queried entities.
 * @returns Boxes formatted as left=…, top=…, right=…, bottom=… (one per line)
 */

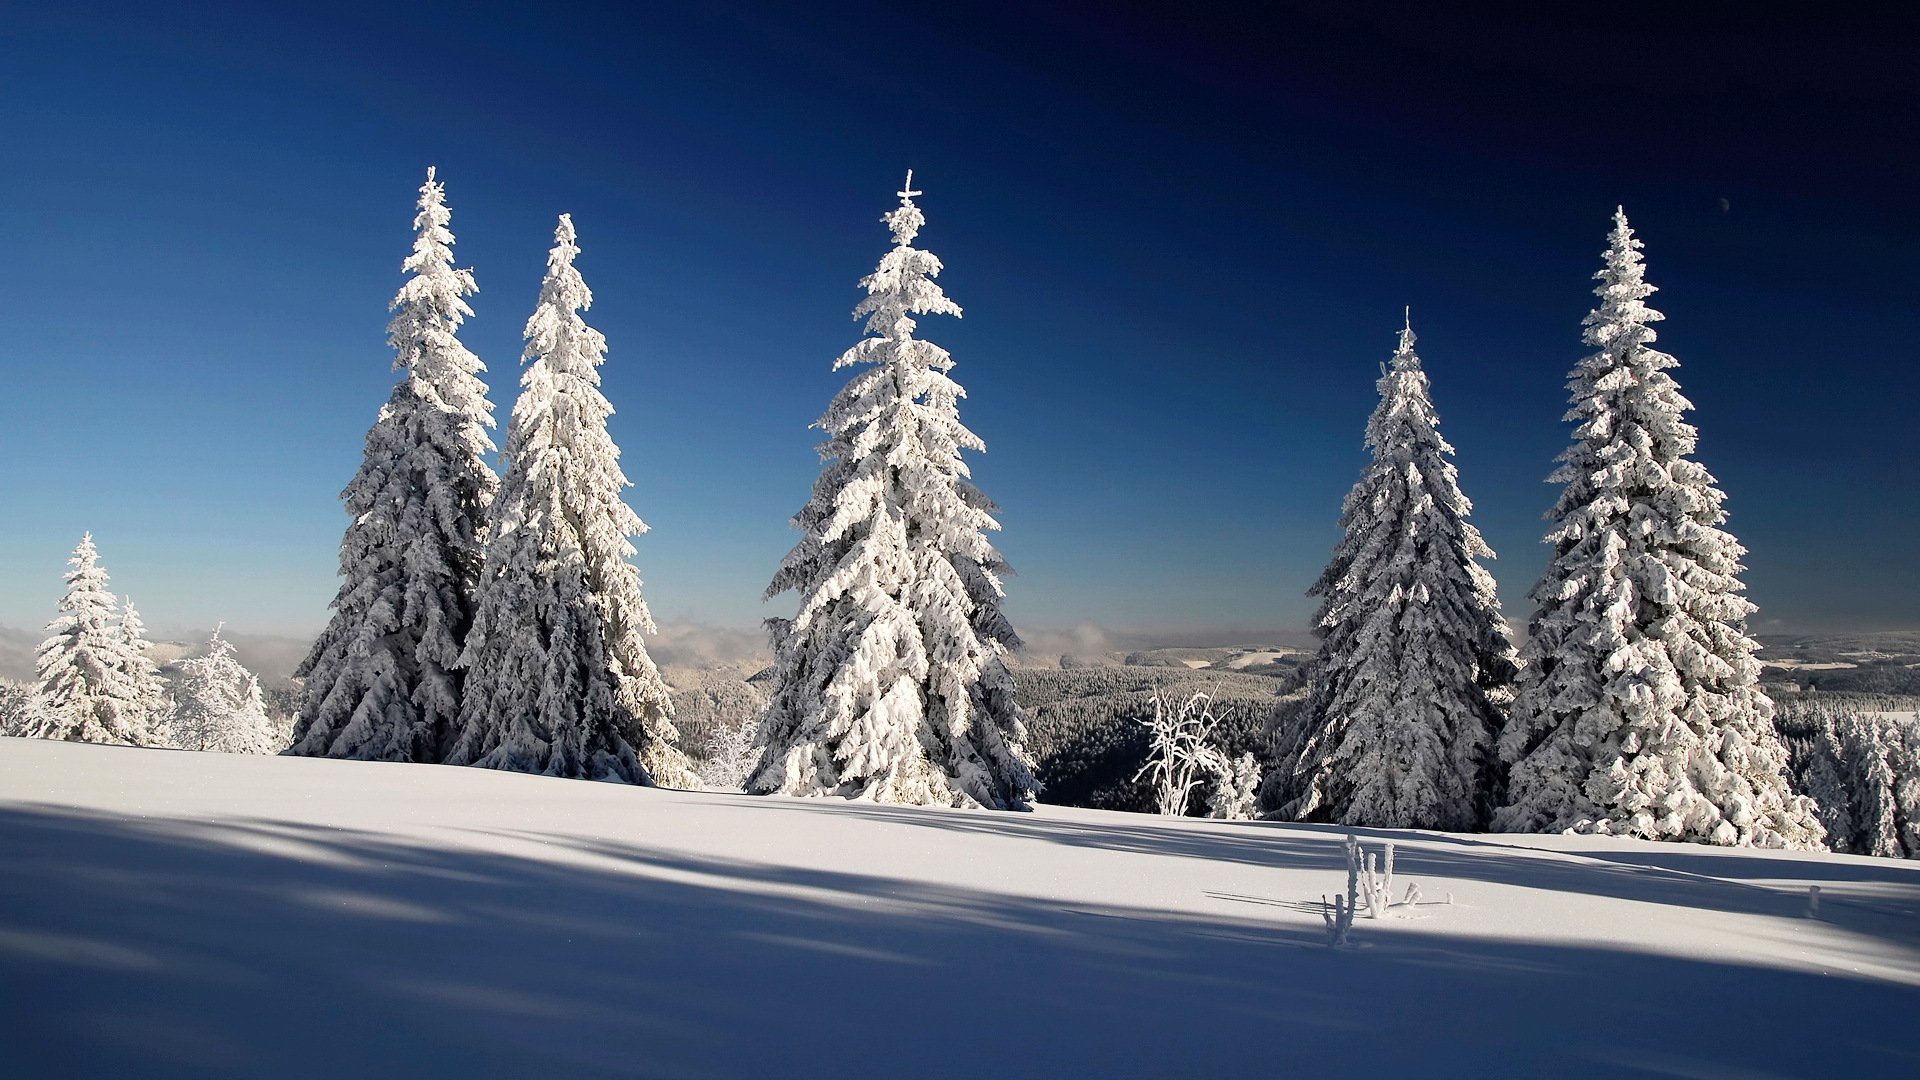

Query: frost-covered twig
left=1328, top=835, right=1424, bottom=942
left=1359, top=841, right=1396, bottom=918
left=1324, top=834, right=1363, bottom=946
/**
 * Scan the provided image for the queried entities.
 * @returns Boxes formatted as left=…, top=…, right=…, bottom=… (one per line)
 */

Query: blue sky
left=2, top=3, right=1915, bottom=646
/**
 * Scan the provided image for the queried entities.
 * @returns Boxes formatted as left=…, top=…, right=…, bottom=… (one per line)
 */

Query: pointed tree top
left=1393, top=308, right=1418, bottom=368
left=882, top=174, right=928, bottom=248
left=1607, top=206, right=1642, bottom=252
left=426, top=164, right=437, bottom=183
left=555, top=212, right=577, bottom=243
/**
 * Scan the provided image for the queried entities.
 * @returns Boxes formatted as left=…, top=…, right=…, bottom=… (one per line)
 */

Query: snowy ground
left=3, top=739, right=1918, bottom=1078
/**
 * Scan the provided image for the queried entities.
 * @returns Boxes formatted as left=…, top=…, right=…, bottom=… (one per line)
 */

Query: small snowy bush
left=1133, top=690, right=1230, bottom=817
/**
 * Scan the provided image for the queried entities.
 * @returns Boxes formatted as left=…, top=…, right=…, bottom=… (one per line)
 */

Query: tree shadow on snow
left=719, top=799, right=1920, bottom=948
left=0, top=802, right=1915, bottom=1080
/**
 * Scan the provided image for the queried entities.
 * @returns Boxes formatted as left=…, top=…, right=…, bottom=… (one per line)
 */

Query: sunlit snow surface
left=2, top=738, right=1917, bottom=1078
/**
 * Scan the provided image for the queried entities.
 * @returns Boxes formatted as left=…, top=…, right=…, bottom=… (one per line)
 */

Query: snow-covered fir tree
left=0, top=679, right=58, bottom=738
left=1494, top=209, right=1821, bottom=848
left=1267, top=317, right=1517, bottom=830
left=749, top=175, right=1037, bottom=810
left=446, top=214, right=692, bottom=787
left=1207, top=753, right=1261, bottom=821
left=34, top=535, right=168, bottom=746
left=173, top=627, right=280, bottom=755
left=117, top=598, right=175, bottom=747
left=289, top=167, right=497, bottom=763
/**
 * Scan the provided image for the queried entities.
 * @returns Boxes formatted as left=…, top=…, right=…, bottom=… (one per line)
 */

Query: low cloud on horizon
left=0, top=619, right=1320, bottom=684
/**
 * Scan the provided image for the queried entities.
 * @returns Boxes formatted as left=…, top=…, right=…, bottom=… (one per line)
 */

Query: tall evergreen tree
left=749, top=175, right=1037, bottom=810
left=117, top=598, right=175, bottom=747
left=34, top=535, right=167, bottom=746
left=1494, top=209, right=1820, bottom=848
left=447, top=214, right=691, bottom=786
left=174, top=627, right=280, bottom=755
left=1266, top=317, right=1517, bottom=830
left=289, top=167, right=498, bottom=763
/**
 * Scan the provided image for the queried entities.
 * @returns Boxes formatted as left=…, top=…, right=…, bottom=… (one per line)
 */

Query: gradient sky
left=2, top=2, right=1915, bottom=647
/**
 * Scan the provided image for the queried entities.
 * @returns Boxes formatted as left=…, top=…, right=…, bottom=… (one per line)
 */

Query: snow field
left=3, top=739, right=1917, bottom=1078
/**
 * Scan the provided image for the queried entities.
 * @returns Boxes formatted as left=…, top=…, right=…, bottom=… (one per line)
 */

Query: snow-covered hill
left=3, top=738, right=1917, bottom=1078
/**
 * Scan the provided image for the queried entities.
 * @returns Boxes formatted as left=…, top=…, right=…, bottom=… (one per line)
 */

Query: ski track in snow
left=2, top=738, right=1917, bottom=1079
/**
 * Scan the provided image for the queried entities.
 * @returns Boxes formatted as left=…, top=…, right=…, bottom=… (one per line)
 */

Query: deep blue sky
left=2, top=2, right=1915, bottom=647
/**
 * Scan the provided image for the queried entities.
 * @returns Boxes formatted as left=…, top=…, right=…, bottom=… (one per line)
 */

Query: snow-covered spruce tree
left=1208, top=752, right=1261, bottom=821
left=749, top=175, right=1038, bottom=809
left=446, top=214, right=692, bottom=787
left=1494, top=209, right=1821, bottom=848
left=1267, top=318, right=1517, bottom=830
left=34, top=535, right=167, bottom=745
left=173, top=627, right=280, bottom=754
left=0, top=679, right=55, bottom=738
left=288, top=167, right=497, bottom=763
left=117, top=598, right=175, bottom=746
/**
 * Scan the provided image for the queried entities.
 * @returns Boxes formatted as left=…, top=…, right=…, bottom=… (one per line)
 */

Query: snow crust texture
left=1495, top=210, right=1821, bottom=848
left=751, top=178, right=1038, bottom=810
left=3, top=740, right=1916, bottom=1079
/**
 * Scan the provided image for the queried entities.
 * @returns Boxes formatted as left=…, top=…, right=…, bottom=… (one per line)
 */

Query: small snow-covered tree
left=699, top=715, right=760, bottom=792
left=34, top=535, right=168, bottom=746
left=447, top=214, right=692, bottom=787
left=1495, top=209, right=1821, bottom=848
left=117, top=598, right=175, bottom=747
left=749, top=175, right=1038, bottom=810
left=0, top=679, right=57, bottom=738
left=1845, top=716, right=1905, bottom=857
left=173, top=627, right=280, bottom=754
left=1208, top=752, right=1261, bottom=821
left=1269, top=317, right=1516, bottom=830
left=1897, top=713, right=1920, bottom=858
left=290, top=167, right=498, bottom=764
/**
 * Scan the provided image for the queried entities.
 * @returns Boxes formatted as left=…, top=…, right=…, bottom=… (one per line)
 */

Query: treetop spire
left=1393, top=308, right=1418, bottom=369
left=884, top=171, right=928, bottom=248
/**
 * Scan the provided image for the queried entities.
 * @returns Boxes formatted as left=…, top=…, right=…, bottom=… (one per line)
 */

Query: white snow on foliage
left=1272, top=317, right=1517, bottom=831
left=1496, top=210, right=1821, bottom=848
left=1, top=740, right=1915, bottom=1078
left=289, top=167, right=498, bottom=764
left=447, top=214, right=692, bottom=788
left=33, top=535, right=170, bottom=747
left=751, top=175, right=1037, bottom=810
left=171, top=628, right=280, bottom=755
